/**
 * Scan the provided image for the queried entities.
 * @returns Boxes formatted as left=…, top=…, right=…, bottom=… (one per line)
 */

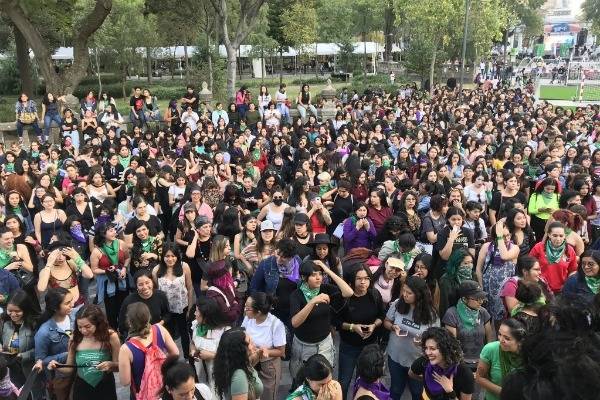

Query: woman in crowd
left=397, top=190, right=421, bottom=239
left=476, top=318, right=526, bottom=400
left=0, top=289, right=39, bottom=394
left=371, top=257, right=406, bottom=307
left=436, top=207, right=475, bottom=276
left=206, top=259, right=242, bottom=324
left=33, top=194, right=67, bottom=249
left=33, top=288, right=73, bottom=400
left=367, top=190, right=393, bottom=235
left=353, top=344, right=390, bottom=400
left=118, top=270, right=171, bottom=337
left=505, top=208, right=536, bottom=256
left=289, top=212, right=315, bottom=260
left=64, top=187, right=94, bottom=234
left=562, top=249, right=600, bottom=304
left=384, top=276, right=439, bottom=400
left=119, top=302, right=179, bottom=398
left=233, top=214, right=258, bottom=273
left=409, top=327, right=475, bottom=400
left=152, top=244, right=194, bottom=359
left=336, top=265, right=385, bottom=399
left=213, top=327, right=264, bottom=400
left=90, top=223, right=130, bottom=331
left=443, top=280, right=495, bottom=373
left=184, top=215, right=213, bottom=297
left=500, top=255, right=552, bottom=317
left=287, top=354, right=342, bottom=400
left=15, top=93, right=42, bottom=144
left=48, top=304, right=120, bottom=400
left=476, top=218, right=520, bottom=323
left=124, top=196, right=164, bottom=249
left=439, top=248, right=476, bottom=319
left=240, top=220, right=277, bottom=274
left=191, top=296, right=230, bottom=391
left=489, top=173, right=526, bottom=226
left=242, top=292, right=287, bottom=400
left=306, top=234, right=342, bottom=277
left=529, top=221, right=577, bottom=294
left=528, top=178, right=560, bottom=240
left=408, top=253, right=440, bottom=311
left=342, top=202, right=377, bottom=253
left=130, top=220, right=163, bottom=273
left=160, top=355, right=212, bottom=400
left=257, top=188, right=288, bottom=231
left=289, top=260, right=354, bottom=382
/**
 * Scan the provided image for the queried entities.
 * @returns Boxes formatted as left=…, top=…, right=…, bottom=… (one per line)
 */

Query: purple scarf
left=352, top=377, right=390, bottom=400
left=424, top=362, right=458, bottom=396
left=278, top=256, right=300, bottom=283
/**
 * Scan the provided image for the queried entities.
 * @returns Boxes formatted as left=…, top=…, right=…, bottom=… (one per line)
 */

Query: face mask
left=273, top=199, right=283, bottom=206
left=70, top=225, right=86, bottom=243
left=382, top=159, right=391, bottom=168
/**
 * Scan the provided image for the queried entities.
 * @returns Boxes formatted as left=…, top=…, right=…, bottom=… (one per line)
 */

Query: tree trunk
left=1, top=0, right=112, bottom=95
left=184, top=43, right=190, bottom=82
left=430, top=47, right=437, bottom=97
left=13, top=24, right=34, bottom=96
left=383, top=2, right=395, bottom=62
left=146, top=47, right=153, bottom=83
left=207, top=33, right=213, bottom=91
left=121, top=67, right=127, bottom=100
left=94, top=47, right=102, bottom=94
left=279, top=49, right=283, bottom=85
left=226, top=46, right=238, bottom=102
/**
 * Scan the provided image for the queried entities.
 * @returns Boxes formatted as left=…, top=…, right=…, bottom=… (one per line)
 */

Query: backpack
left=127, top=324, right=167, bottom=400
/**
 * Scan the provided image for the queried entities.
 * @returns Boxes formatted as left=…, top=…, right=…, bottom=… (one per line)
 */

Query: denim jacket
left=0, top=320, right=35, bottom=363
left=250, top=255, right=301, bottom=295
left=34, top=317, right=73, bottom=366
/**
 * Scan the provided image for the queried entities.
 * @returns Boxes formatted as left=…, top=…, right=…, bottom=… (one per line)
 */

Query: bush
left=73, top=82, right=187, bottom=100
left=79, top=74, right=122, bottom=87
left=290, top=76, right=344, bottom=85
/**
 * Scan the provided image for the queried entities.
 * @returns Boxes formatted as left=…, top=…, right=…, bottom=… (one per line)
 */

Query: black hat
left=308, top=233, right=334, bottom=247
left=458, top=280, right=486, bottom=299
left=293, top=213, right=309, bottom=225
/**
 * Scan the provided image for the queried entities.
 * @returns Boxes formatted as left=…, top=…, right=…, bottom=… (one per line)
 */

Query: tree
left=209, top=0, right=268, bottom=101
left=282, top=0, right=318, bottom=76
left=95, top=0, right=157, bottom=99
left=0, top=0, right=112, bottom=95
left=584, top=0, right=600, bottom=35
left=267, top=0, right=295, bottom=81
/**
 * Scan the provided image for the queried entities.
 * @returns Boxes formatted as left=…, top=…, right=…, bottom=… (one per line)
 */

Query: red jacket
left=529, top=241, right=577, bottom=293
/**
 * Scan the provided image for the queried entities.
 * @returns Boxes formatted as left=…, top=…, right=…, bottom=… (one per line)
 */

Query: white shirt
left=181, top=110, right=200, bottom=131
left=241, top=313, right=286, bottom=355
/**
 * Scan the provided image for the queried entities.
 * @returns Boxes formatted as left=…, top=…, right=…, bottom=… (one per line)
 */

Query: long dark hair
left=213, top=327, right=255, bottom=400
left=294, top=354, right=333, bottom=387
left=395, top=276, right=437, bottom=325
left=160, top=356, right=204, bottom=400
left=71, top=304, right=111, bottom=351
left=156, top=243, right=183, bottom=278
left=38, top=287, right=70, bottom=328
left=2, top=289, right=39, bottom=328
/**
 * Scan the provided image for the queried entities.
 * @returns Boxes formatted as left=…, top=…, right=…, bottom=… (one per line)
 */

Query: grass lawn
left=0, top=76, right=353, bottom=123
left=537, top=84, right=600, bottom=101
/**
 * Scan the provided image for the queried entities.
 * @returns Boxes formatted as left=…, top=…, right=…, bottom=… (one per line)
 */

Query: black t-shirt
left=273, top=277, right=298, bottom=323
left=290, top=283, right=343, bottom=343
left=118, top=290, right=171, bottom=336
left=489, top=191, right=527, bottom=218
left=130, top=95, right=144, bottom=111
left=436, top=226, right=474, bottom=257
left=240, top=187, right=260, bottom=212
left=410, top=357, right=474, bottom=399
left=336, top=290, right=386, bottom=347
left=180, top=230, right=211, bottom=284
left=183, top=92, right=199, bottom=111
left=124, top=215, right=163, bottom=236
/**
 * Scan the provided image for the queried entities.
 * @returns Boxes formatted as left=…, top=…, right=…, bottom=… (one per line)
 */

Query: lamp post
left=458, top=0, right=471, bottom=101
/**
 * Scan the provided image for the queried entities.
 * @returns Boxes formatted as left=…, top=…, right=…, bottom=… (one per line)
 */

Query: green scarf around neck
left=456, top=299, right=479, bottom=331
left=299, top=282, right=320, bottom=303
left=195, top=323, right=208, bottom=338
left=101, top=239, right=120, bottom=266
left=511, top=294, right=546, bottom=317
left=545, top=240, right=566, bottom=264
left=286, top=383, right=315, bottom=400
left=585, top=276, right=600, bottom=294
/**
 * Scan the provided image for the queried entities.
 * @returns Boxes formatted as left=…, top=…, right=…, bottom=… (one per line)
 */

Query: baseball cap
left=260, top=220, right=275, bottom=231
left=458, top=280, right=486, bottom=299
left=386, top=257, right=405, bottom=270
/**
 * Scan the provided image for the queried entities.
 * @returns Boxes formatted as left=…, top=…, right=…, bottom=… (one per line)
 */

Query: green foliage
left=290, top=77, right=344, bottom=85
left=267, top=0, right=294, bottom=49
left=0, top=55, right=22, bottom=94
left=281, top=0, right=318, bottom=54
left=583, top=0, right=600, bottom=35
left=191, top=43, right=227, bottom=101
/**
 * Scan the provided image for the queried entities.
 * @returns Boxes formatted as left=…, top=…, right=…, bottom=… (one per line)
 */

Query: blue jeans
left=43, top=112, right=62, bottom=139
left=338, top=341, right=364, bottom=400
left=277, top=103, right=290, bottom=124
left=129, top=109, right=146, bottom=128
left=388, top=356, right=422, bottom=400
left=16, top=120, right=41, bottom=138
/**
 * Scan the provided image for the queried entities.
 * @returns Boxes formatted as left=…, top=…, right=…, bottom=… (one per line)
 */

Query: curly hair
left=420, top=327, right=463, bottom=365
left=213, top=328, right=256, bottom=400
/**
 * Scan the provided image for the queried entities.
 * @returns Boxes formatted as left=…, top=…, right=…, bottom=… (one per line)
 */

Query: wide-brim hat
left=308, top=233, right=334, bottom=247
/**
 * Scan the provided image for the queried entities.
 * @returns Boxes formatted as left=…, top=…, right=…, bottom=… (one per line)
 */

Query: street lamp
left=458, top=0, right=471, bottom=101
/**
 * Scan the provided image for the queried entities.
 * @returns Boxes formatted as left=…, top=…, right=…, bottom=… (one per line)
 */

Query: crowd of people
left=2, top=76, right=600, bottom=400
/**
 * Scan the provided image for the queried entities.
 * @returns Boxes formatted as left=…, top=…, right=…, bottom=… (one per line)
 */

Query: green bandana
left=118, top=155, right=131, bottom=169
left=11, top=207, right=22, bottom=217
left=456, top=299, right=479, bottom=331
left=511, top=294, right=546, bottom=317
left=456, top=265, right=473, bottom=283
left=299, top=282, right=320, bottom=303
left=195, top=323, right=208, bottom=338
left=101, top=239, right=120, bottom=266
left=541, top=191, right=555, bottom=200
left=0, top=247, right=15, bottom=269
left=141, top=237, right=154, bottom=253
left=545, top=240, right=566, bottom=264
left=585, top=276, right=600, bottom=294
left=286, top=383, right=315, bottom=400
